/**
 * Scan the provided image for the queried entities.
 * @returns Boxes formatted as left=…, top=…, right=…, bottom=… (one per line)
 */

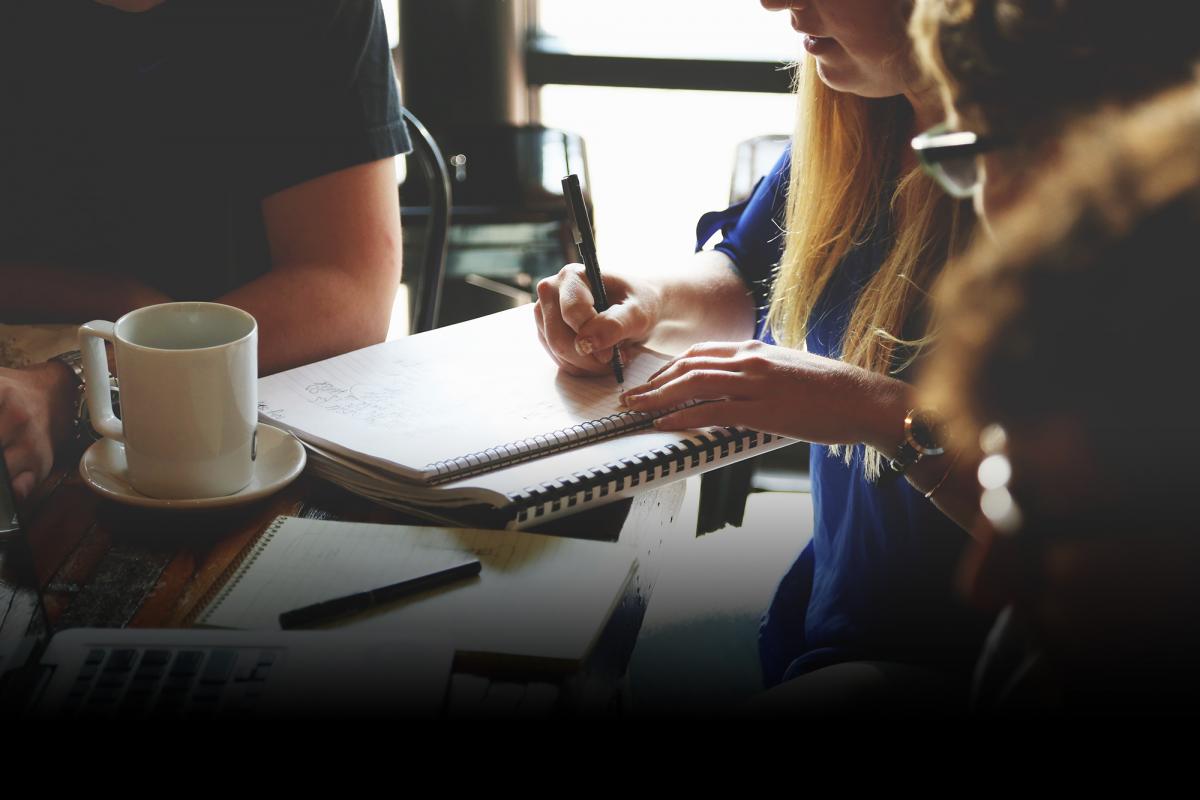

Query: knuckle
left=535, top=278, right=556, bottom=302
left=742, top=354, right=771, bottom=371
left=584, top=313, right=622, bottom=344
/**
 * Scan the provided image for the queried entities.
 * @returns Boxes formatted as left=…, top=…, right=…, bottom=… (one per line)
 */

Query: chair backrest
left=401, top=108, right=452, bottom=334
left=729, top=134, right=789, bottom=204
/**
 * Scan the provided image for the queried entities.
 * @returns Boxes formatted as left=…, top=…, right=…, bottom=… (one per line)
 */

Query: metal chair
left=400, top=107, right=452, bottom=334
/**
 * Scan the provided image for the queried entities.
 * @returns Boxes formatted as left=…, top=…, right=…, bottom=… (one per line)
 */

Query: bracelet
left=923, top=450, right=961, bottom=500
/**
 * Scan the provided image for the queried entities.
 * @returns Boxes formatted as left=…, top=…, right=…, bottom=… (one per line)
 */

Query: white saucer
left=79, top=423, right=307, bottom=510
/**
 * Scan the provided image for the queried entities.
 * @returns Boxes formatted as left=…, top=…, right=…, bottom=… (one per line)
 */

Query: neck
left=904, top=83, right=944, bottom=135
left=899, top=84, right=945, bottom=173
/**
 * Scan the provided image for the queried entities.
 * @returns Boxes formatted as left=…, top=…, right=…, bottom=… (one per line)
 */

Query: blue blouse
left=696, top=151, right=987, bottom=686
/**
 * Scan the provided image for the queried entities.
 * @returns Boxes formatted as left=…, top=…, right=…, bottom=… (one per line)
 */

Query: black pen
left=562, top=173, right=625, bottom=384
left=278, top=557, right=481, bottom=629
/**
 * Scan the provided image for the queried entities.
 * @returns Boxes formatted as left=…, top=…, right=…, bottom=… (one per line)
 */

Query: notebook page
left=197, top=517, right=479, bottom=630
left=324, top=524, right=638, bottom=666
left=258, top=306, right=671, bottom=481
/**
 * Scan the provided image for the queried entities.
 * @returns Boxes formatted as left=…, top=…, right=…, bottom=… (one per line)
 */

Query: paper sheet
left=258, top=306, right=670, bottom=481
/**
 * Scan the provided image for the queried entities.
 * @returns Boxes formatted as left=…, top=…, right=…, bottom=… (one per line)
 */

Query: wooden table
left=0, top=451, right=702, bottom=716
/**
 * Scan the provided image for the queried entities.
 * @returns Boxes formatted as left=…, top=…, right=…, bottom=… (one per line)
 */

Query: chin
left=812, top=61, right=898, bottom=100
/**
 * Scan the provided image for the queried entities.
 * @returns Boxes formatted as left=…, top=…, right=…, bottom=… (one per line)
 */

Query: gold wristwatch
left=888, top=407, right=945, bottom=474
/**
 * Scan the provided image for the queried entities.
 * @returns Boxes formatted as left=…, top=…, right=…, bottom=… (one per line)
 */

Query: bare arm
left=621, top=341, right=985, bottom=536
left=0, top=156, right=401, bottom=499
left=1, top=157, right=400, bottom=377
left=0, top=263, right=172, bottom=323
left=221, top=157, right=402, bottom=375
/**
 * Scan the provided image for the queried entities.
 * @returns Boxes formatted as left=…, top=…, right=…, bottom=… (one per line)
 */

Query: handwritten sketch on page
left=257, top=306, right=672, bottom=480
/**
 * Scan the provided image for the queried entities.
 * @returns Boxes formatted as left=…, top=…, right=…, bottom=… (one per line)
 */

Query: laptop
left=0, top=455, right=453, bottom=720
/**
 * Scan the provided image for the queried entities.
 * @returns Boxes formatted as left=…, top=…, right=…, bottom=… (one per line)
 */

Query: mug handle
left=79, top=321, right=123, bottom=442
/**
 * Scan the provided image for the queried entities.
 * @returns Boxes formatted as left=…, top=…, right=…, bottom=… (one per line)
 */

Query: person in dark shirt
left=0, top=0, right=410, bottom=500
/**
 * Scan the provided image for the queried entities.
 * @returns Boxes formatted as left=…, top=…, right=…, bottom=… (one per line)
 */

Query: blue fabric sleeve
left=694, top=149, right=791, bottom=314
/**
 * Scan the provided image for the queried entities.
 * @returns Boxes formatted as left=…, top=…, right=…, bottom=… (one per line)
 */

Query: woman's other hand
left=534, top=263, right=662, bottom=376
left=619, top=340, right=908, bottom=448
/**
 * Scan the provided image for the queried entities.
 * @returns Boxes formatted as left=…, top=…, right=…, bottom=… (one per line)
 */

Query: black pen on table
left=562, top=173, right=625, bottom=385
left=278, top=557, right=481, bottom=629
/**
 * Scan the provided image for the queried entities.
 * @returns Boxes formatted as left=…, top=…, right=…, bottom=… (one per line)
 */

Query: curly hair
left=923, top=83, right=1200, bottom=518
left=911, top=0, right=1200, bottom=145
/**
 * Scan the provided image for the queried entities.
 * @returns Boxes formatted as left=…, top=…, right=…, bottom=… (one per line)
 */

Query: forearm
left=859, top=379, right=983, bottom=536
left=0, top=262, right=172, bottom=323
left=643, top=250, right=757, bottom=353
left=218, top=260, right=399, bottom=376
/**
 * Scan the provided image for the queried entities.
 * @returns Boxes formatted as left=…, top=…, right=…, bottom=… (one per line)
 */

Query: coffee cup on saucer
left=79, top=302, right=258, bottom=500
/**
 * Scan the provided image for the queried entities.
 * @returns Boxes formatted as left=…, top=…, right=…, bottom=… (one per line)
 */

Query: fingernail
left=575, top=338, right=594, bottom=356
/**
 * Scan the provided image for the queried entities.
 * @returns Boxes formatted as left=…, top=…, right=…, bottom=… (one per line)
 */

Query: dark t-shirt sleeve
left=694, top=149, right=791, bottom=314
left=251, top=0, right=411, bottom=197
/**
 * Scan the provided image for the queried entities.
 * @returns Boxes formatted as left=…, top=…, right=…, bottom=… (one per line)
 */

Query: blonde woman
left=536, top=0, right=983, bottom=702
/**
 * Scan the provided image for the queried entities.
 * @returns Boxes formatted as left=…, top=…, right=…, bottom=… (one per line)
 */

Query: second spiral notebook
left=257, top=305, right=793, bottom=529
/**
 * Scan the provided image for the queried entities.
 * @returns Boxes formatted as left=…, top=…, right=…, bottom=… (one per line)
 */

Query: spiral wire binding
left=426, top=409, right=659, bottom=484
left=508, top=427, right=778, bottom=525
left=186, top=515, right=288, bottom=626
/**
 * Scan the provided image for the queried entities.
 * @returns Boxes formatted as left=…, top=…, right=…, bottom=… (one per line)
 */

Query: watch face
left=907, top=410, right=945, bottom=456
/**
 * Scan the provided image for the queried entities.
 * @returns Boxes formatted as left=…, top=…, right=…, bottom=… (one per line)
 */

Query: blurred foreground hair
left=925, top=82, right=1200, bottom=524
left=911, top=0, right=1200, bottom=146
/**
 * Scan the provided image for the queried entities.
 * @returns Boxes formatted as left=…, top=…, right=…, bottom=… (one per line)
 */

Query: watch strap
left=889, top=440, right=923, bottom=474
left=51, top=349, right=119, bottom=443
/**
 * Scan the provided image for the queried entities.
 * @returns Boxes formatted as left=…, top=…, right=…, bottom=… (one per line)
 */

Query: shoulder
left=304, top=0, right=388, bottom=42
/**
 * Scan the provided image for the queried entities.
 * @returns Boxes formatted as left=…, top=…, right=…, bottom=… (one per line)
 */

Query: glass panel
left=540, top=85, right=795, bottom=278
left=536, top=0, right=800, bottom=62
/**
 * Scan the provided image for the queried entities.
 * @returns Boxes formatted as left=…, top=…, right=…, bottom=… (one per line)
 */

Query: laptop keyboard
left=59, top=646, right=279, bottom=719
left=51, top=646, right=565, bottom=718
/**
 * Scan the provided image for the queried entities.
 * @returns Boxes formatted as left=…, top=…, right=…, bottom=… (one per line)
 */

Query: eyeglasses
left=976, top=423, right=1023, bottom=535
left=911, top=123, right=1004, bottom=199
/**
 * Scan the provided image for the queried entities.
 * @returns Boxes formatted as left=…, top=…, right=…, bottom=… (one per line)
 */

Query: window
left=533, top=1, right=798, bottom=275
left=535, top=0, right=797, bottom=62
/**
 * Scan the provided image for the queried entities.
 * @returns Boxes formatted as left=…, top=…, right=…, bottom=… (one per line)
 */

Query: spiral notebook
left=192, top=516, right=639, bottom=669
left=193, top=516, right=480, bottom=631
left=258, top=306, right=793, bottom=529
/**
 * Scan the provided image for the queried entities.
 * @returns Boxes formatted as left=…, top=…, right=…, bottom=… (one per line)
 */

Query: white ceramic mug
left=79, top=302, right=258, bottom=500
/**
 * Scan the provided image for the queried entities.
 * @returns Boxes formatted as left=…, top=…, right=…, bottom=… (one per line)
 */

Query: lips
left=802, top=34, right=836, bottom=55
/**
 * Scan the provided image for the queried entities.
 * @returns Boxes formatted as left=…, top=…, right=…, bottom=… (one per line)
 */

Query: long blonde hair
left=766, top=57, right=973, bottom=480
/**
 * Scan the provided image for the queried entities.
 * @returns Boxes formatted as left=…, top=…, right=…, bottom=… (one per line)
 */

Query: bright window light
left=540, top=86, right=794, bottom=278
left=536, top=0, right=799, bottom=62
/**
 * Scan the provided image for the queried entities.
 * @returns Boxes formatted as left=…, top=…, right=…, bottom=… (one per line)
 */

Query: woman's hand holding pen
left=619, top=340, right=910, bottom=449
left=534, top=263, right=662, bottom=377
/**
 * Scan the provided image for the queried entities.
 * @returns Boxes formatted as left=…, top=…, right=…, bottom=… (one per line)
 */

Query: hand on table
left=0, top=362, right=76, bottom=502
left=533, top=263, right=662, bottom=377
left=618, top=340, right=907, bottom=447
